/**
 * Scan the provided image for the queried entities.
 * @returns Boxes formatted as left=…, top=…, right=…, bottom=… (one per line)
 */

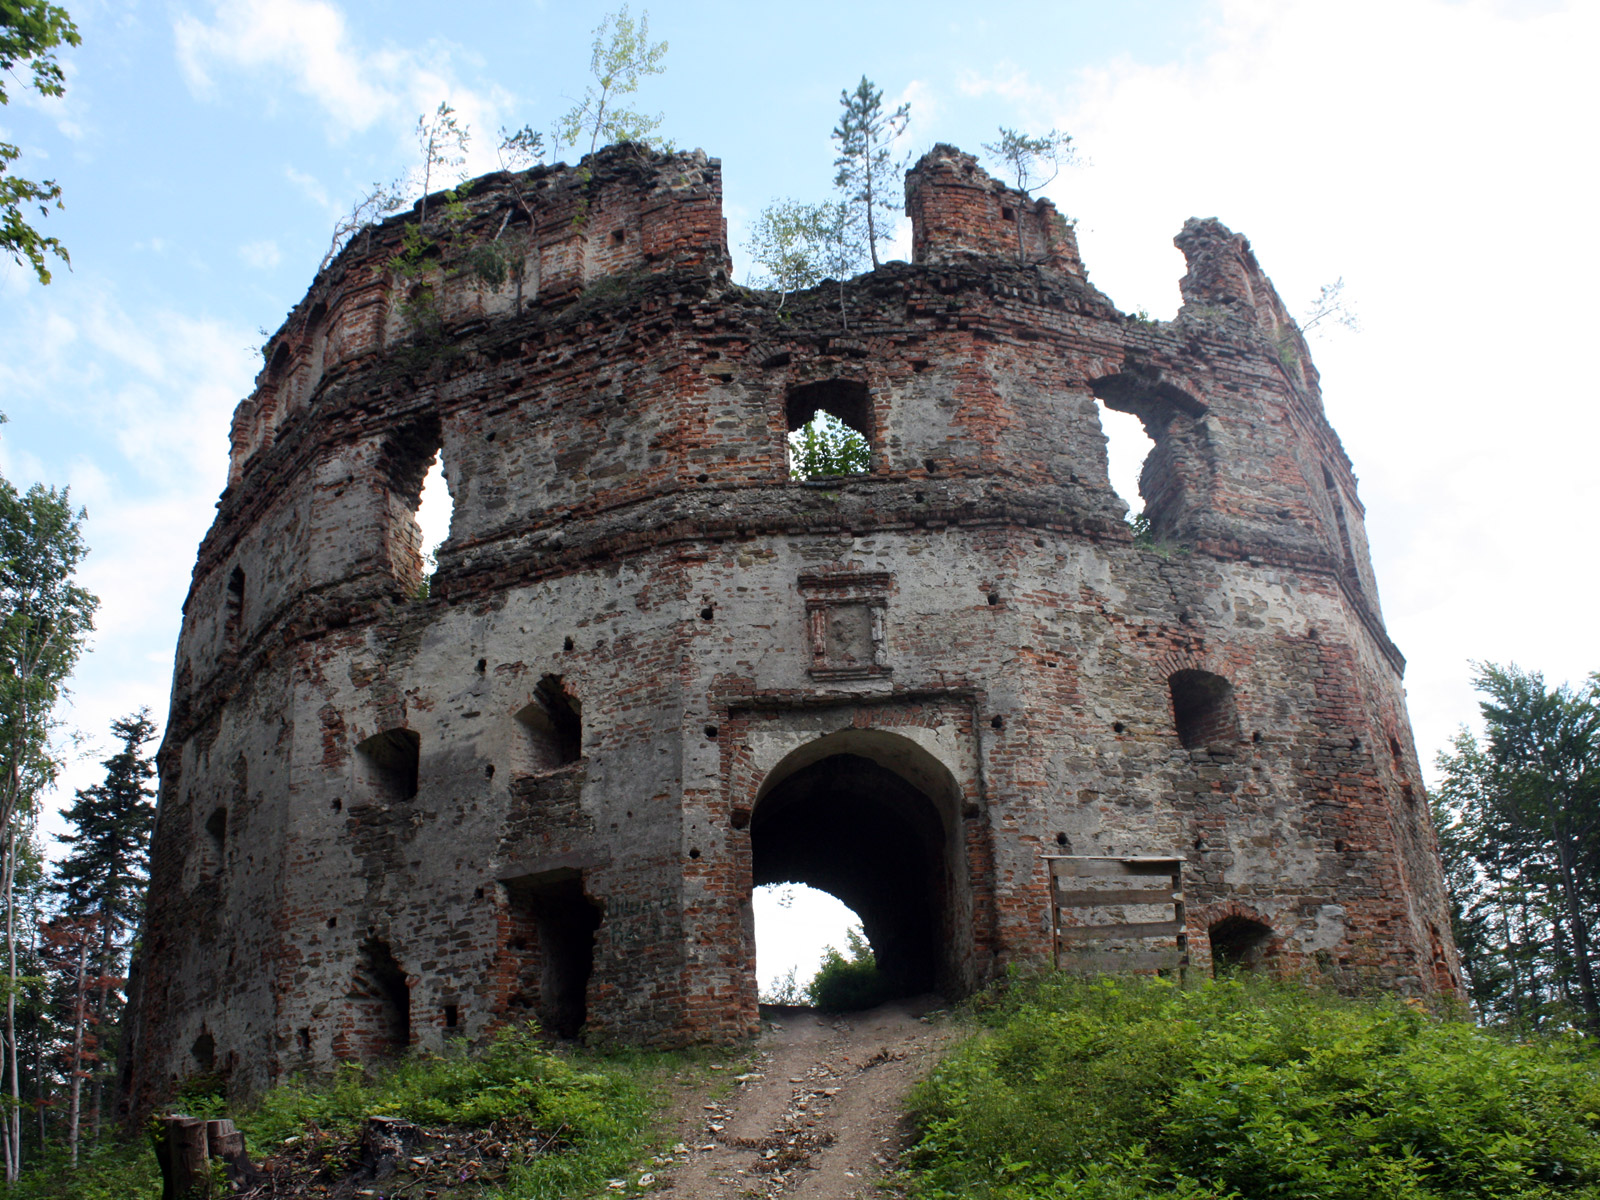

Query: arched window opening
left=190, top=1031, right=216, bottom=1073
left=1320, top=464, right=1358, bottom=565
left=1095, top=399, right=1157, bottom=526
left=1209, top=916, right=1274, bottom=975
left=223, top=567, right=245, bottom=653
left=786, top=380, right=872, bottom=480
left=382, top=414, right=446, bottom=597
left=512, top=676, right=582, bottom=772
left=356, top=728, right=420, bottom=801
left=349, top=938, right=410, bottom=1055
left=205, top=805, right=227, bottom=851
left=1090, top=372, right=1207, bottom=540
left=414, top=453, right=453, bottom=595
left=1169, top=669, right=1239, bottom=750
left=500, top=872, right=602, bottom=1038
left=754, top=883, right=873, bottom=1008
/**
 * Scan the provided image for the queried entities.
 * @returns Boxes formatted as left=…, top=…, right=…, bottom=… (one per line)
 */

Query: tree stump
left=360, top=1115, right=424, bottom=1180
left=153, top=1114, right=260, bottom=1197
left=152, top=1115, right=211, bottom=1200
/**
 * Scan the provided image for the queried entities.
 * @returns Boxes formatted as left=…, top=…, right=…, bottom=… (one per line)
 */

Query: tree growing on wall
left=558, top=5, right=668, bottom=156
left=832, top=77, right=909, bottom=270
left=0, top=438, right=97, bottom=1180
left=981, top=127, right=1077, bottom=263
left=1, top=1, right=81, bottom=284
left=413, top=102, right=471, bottom=230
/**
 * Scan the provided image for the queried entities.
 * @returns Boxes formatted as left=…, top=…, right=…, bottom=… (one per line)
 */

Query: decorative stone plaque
left=797, top=567, right=892, bottom=680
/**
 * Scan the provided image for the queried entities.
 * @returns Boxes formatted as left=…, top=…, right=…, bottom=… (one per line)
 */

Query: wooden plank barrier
left=1044, top=855, right=1188, bottom=976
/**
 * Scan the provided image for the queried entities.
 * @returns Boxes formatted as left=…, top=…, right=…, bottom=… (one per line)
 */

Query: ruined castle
left=120, top=142, right=1459, bottom=1107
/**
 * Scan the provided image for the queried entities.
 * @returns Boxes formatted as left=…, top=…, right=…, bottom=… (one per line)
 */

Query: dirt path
left=652, top=996, right=950, bottom=1199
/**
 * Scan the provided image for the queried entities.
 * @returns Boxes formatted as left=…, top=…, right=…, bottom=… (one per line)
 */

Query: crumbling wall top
left=906, top=143, right=1086, bottom=277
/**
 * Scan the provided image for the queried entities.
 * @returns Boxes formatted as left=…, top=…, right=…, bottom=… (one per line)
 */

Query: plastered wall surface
left=120, top=143, right=1459, bottom=1110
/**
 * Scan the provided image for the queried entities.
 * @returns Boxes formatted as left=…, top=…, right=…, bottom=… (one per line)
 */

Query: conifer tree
left=51, top=708, right=156, bottom=1152
left=832, top=76, right=909, bottom=270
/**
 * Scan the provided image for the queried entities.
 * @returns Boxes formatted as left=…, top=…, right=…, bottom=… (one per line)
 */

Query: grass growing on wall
left=903, top=972, right=1600, bottom=1200
left=8, top=1024, right=712, bottom=1200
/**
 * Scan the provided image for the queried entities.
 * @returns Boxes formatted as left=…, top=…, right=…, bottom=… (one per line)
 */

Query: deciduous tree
left=1, top=0, right=80, bottom=284
left=0, top=443, right=96, bottom=1180
left=558, top=5, right=668, bottom=156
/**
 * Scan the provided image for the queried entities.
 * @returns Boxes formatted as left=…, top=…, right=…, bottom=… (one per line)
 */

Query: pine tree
left=51, top=709, right=155, bottom=1154
left=832, top=76, right=909, bottom=271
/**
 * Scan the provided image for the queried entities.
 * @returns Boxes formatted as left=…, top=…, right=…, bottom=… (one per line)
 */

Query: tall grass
left=8, top=1024, right=702, bottom=1200
left=905, top=972, right=1600, bottom=1200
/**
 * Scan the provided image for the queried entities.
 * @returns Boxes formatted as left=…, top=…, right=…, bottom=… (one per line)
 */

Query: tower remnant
left=121, top=142, right=1458, bottom=1107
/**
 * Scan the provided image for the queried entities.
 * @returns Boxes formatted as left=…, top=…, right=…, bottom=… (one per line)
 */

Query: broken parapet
left=906, top=143, right=1086, bottom=276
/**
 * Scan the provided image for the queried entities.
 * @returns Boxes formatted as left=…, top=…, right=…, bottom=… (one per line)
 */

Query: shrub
left=905, top=973, right=1600, bottom=1199
left=808, top=924, right=892, bottom=1012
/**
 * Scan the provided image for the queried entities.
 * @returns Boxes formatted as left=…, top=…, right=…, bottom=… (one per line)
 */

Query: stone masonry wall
left=119, top=141, right=1458, bottom=1111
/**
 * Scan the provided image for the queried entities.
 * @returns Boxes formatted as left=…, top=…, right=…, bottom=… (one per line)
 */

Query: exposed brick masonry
left=119, top=141, right=1458, bottom=1112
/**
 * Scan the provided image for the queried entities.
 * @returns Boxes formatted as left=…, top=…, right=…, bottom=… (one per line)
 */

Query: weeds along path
left=655, top=996, right=949, bottom=1199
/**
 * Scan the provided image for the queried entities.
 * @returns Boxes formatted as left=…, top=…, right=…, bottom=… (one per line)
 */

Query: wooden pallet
left=1044, top=855, right=1188, bottom=975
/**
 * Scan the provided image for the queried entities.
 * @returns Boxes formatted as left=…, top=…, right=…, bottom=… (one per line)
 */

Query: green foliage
left=906, top=973, right=1600, bottom=1200
left=787, top=412, right=870, bottom=480
left=414, top=101, right=470, bottom=228
left=1, top=0, right=80, bottom=283
left=807, top=924, right=891, bottom=1013
left=1, top=471, right=98, bottom=846
left=1435, top=664, right=1600, bottom=1036
left=832, top=76, right=909, bottom=270
left=744, top=199, right=837, bottom=306
left=558, top=5, right=668, bottom=156
left=982, top=127, right=1076, bottom=194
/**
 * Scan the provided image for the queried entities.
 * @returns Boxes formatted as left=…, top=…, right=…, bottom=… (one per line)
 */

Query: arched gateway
left=743, top=727, right=977, bottom=999
left=121, top=142, right=1459, bottom=1112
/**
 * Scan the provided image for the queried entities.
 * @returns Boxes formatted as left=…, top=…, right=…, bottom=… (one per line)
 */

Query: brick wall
left=118, top=142, right=1459, bottom=1115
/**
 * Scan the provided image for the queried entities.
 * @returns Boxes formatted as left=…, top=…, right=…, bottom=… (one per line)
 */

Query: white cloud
left=173, top=0, right=513, bottom=170
left=1016, top=0, right=1600, bottom=771
left=239, top=238, right=282, bottom=269
left=0, top=280, right=255, bottom=851
left=285, top=164, right=337, bottom=215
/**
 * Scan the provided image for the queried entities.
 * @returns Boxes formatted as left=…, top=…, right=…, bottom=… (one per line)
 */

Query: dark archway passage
left=751, top=749, right=957, bottom=998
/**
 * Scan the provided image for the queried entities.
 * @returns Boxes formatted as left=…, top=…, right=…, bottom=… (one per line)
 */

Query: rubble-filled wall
left=120, top=141, right=1458, bottom=1110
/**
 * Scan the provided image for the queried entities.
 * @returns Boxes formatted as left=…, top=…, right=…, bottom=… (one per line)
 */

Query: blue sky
left=3, top=0, right=1597, bottom=984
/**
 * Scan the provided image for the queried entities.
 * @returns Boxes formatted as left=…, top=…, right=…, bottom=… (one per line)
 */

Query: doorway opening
left=500, top=872, right=602, bottom=1038
left=349, top=937, right=410, bottom=1055
left=753, top=883, right=865, bottom=1004
left=749, top=730, right=968, bottom=1006
left=1209, top=916, right=1274, bottom=975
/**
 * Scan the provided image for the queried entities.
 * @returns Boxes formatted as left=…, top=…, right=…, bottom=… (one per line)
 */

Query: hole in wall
left=1055, top=831, right=1068, bottom=846
left=297, top=1027, right=311, bottom=1051
left=443, top=1003, right=459, bottom=1029
left=1094, top=399, right=1157, bottom=524
left=224, top=567, right=245, bottom=651
left=512, top=676, right=582, bottom=771
left=563, top=636, right=575, bottom=652
left=500, top=873, right=601, bottom=1038
left=355, top=728, right=421, bottom=801
left=1169, top=670, right=1239, bottom=750
left=1209, top=917, right=1274, bottom=976
left=205, top=806, right=228, bottom=850
left=331, top=797, right=342, bottom=813
left=786, top=380, right=872, bottom=480
left=700, top=606, right=714, bottom=621
left=349, top=937, right=410, bottom=1055
left=414, top=453, right=453, bottom=590
left=191, top=1031, right=216, bottom=1072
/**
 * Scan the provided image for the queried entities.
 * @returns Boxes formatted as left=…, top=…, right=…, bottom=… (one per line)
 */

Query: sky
left=2, top=0, right=1597, bottom=991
